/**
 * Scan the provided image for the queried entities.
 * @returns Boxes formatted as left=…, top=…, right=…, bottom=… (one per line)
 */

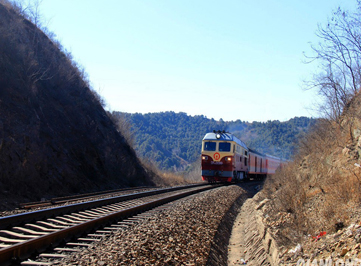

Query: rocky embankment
left=228, top=192, right=361, bottom=266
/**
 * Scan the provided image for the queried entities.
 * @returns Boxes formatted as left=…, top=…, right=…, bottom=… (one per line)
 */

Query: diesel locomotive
left=201, top=130, right=283, bottom=182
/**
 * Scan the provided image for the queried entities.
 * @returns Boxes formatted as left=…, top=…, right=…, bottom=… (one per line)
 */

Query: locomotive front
left=201, top=131, right=237, bottom=182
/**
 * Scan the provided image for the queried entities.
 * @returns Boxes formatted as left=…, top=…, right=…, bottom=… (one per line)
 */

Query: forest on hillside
left=112, top=111, right=316, bottom=171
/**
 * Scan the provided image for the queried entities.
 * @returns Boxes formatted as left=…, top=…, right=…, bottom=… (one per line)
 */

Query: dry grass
left=138, top=156, right=203, bottom=187
left=183, top=158, right=203, bottom=183
left=139, top=158, right=189, bottom=187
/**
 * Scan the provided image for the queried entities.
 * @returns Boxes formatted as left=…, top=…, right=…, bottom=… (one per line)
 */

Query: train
left=201, top=130, right=284, bottom=183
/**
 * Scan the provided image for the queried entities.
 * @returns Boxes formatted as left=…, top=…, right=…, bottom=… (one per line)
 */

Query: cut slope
left=0, top=2, right=152, bottom=210
left=262, top=91, right=361, bottom=247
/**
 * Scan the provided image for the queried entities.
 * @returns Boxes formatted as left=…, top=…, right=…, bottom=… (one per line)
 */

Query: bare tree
left=8, top=0, right=44, bottom=27
left=111, top=112, right=137, bottom=147
left=305, top=2, right=361, bottom=122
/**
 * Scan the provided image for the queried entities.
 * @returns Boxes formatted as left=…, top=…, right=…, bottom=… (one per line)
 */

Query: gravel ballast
left=58, top=185, right=246, bottom=265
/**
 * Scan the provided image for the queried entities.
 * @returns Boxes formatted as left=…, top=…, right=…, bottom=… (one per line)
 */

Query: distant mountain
left=112, top=111, right=316, bottom=171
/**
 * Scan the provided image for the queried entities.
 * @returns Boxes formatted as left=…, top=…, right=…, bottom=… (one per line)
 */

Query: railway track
left=0, top=183, right=220, bottom=266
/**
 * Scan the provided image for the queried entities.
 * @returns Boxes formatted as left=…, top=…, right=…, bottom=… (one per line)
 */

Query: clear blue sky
left=34, top=0, right=356, bottom=122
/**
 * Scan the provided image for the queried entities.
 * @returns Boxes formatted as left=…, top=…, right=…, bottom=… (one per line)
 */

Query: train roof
left=248, top=148, right=265, bottom=156
left=249, top=148, right=284, bottom=161
left=203, top=132, right=248, bottom=150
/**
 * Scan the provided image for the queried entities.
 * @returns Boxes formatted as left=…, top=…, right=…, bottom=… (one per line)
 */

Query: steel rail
left=51, top=186, right=150, bottom=203
left=0, top=184, right=217, bottom=266
left=19, top=186, right=155, bottom=209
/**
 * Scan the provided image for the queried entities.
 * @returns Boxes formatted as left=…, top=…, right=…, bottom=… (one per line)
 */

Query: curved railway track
left=0, top=183, right=220, bottom=266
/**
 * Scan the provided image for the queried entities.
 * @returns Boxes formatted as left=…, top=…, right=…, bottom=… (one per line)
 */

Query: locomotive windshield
left=203, top=142, right=216, bottom=151
left=219, top=142, right=231, bottom=152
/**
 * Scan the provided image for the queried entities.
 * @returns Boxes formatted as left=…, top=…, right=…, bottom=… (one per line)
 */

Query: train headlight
left=202, top=156, right=208, bottom=160
left=216, top=134, right=221, bottom=139
left=226, top=157, right=232, bottom=162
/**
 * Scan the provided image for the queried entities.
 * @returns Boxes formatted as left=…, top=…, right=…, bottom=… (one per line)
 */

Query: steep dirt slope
left=0, top=2, right=152, bottom=210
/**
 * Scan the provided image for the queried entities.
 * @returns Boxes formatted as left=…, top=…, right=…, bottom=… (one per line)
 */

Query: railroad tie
left=95, top=230, right=112, bottom=234
left=21, top=261, right=53, bottom=265
left=36, top=221, right=67, bottom=229
left=66, top=242, right=92, bottom=247
left=0, top=230, right=38, bottom=239
left=25, top=223, right=59, bottom=232
left=77, top=238, right=102, bottom=242
left=13, top=227, right=48, bottom=235
left=39, top=253, right=68, bottom=258
left=53, top=247, right=82, bottom=252
left=0, top=236, right=26, bottom=243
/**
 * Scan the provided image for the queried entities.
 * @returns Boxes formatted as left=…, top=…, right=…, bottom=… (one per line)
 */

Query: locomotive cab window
left=203, top=142, right=216, bottom=151
left=219, top=142, right=231, bottom=152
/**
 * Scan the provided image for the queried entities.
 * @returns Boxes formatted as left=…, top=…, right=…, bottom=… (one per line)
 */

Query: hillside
left=249, top=91, right=361, bottom=264
left=0, top=1, right=152, bottom=210
left=112, top=111, right=315, bottom=171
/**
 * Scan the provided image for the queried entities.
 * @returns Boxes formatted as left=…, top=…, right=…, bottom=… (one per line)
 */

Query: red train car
left=201, top=131, right=284, bottom=183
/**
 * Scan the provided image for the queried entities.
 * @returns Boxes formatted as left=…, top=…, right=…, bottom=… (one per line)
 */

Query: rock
left=255, top=199, right=270, bottom=210
left=354, top=129, right=361, bottom=139
left=343, top=147, right=351, bottom=155
left=340, top=248, right=349, bottom=256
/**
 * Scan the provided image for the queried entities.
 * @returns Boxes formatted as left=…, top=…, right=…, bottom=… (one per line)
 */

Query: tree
left=305, top=2, right=361, bottom=122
